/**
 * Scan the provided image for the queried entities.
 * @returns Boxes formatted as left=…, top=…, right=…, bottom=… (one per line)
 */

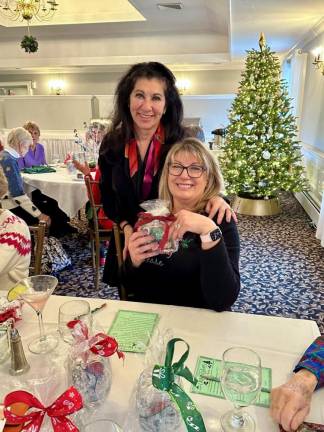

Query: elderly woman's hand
left=270, top=369, right=318, bottom=431
left=205, top=196, right=237, bottom=225
left=128, top=230, right=159, bottom=267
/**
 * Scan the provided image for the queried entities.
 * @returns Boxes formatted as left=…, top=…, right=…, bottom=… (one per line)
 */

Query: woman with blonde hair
left=0, top=127, right=50, bottom=227
left=123, top=137, right=240, bottom=311
left=0, top=165, right=31, bottom=291
left=19, top=121, right=46, bottom=169
left=1, top=127, right=76, bottom=237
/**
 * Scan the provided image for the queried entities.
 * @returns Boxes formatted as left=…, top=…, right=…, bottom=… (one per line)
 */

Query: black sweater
left=122, top=215, right=240, bottom=312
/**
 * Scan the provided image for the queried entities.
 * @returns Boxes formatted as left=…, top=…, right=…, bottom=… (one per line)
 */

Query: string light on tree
left=220, top=33, right=307, bottom=214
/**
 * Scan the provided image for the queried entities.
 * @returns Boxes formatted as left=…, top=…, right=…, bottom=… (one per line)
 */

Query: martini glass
left=18, top=275, right=59, bottom=354
left=220, top=347, right=261, bottom=432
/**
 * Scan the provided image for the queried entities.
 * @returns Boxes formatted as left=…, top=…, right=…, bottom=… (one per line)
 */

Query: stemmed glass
left=220, top=347, right=261, bottom=432
left=84, top=419, right=123, bottom=432
left=17, top=275, right=59, bottom=354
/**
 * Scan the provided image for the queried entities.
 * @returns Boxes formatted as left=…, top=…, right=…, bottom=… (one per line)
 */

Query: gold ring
left=175, top=223, right=181, bottom=229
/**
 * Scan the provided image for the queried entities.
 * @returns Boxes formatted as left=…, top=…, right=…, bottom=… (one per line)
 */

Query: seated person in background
left=123, top=137, right=240, bottom=311
left=0, top=127, right=74, bottom=237
left=0, top=165, right=31, bottom=291
left=18, top=121, right=46, bottom=169
left=270, top=335, right=324, bottom=431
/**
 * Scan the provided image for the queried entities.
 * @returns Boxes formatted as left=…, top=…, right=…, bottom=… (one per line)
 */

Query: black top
left=99, top=130, right=174, bottom=226
left=122, top=215, right=240, bottom=312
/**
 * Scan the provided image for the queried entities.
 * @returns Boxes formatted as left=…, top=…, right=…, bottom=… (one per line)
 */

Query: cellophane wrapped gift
left=1, top=356, right=74, bottom=432
left=0, top=297, right=22, bottom=324
left=135, top=199, right=178, bottom=255
left=124, top=330, right=182, bottom=432
left=67, top=319, right=124, bottom=409
left=124, top=333, right=207, bottom=432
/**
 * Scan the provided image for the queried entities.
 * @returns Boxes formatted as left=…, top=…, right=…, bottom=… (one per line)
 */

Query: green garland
left=21, top=35, right=38, bottom=53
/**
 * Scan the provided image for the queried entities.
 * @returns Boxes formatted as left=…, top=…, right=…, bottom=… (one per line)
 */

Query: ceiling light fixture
left=0, top=1, right=59, bottom=53
left=0, top=0, right=59, bottom=22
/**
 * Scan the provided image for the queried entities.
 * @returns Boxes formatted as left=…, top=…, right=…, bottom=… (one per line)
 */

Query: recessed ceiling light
left=157, top=2, right=183, bottom=11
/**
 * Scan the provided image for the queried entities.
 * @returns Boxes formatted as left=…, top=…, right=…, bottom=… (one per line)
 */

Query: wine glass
left=84, top=419, right=123, bottom=432
left=220, top=347, right=261, bottom=432
left=17, top=275, right=59, bottom=354
left=58, top=299, right=92, bottom=344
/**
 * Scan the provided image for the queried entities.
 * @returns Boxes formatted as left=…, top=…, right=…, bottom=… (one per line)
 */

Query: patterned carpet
left=56, top=192, right=324, bottom=333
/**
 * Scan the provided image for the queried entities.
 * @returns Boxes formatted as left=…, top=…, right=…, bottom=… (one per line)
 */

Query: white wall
left=299, top=31, right=324, bottom=153
left=0, top=69, right=241, bottom=96
left=182, top=95, right=234, bottom=142
left=0, top=94, right=235, bottom=141
left=1, top=95, right=93, bottom=130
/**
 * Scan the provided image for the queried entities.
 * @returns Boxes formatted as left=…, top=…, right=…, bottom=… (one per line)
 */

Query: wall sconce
left=312, top=46, right=324, bottom=75
left=48, top=79, right=65, bottom=95
left=176, top=79, right=190, bottom=95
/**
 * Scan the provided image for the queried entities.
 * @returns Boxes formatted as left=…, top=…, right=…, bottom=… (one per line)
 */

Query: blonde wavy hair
left=159, top=137, right=224, bottom=213
left=0, top=165, right=8, bottom=199
left=23, top=121, right=40, bottom=135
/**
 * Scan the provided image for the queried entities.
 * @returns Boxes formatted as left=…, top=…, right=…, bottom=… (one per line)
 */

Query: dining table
left=0, top=294, right=323, bottom=431
left=21, top=166, right=88, bottom=218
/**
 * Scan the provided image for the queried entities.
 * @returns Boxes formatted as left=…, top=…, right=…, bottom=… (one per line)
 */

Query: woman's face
left=168, top=151, right=207, bottom=209
left=18, top=140, right=30, bottom=157
left=129, top=78, right=166, bottom=136
left=28, top=128, right=40, bottom=146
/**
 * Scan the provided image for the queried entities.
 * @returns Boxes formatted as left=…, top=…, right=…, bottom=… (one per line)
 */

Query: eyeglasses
left=168, top=163, right=206, bottom=178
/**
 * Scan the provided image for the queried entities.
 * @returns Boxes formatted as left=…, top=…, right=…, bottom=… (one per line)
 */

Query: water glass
left=84, top=419, right=123, bottom=431
left=220, top=346, right=261, bottom=432
left=58, top=299, right=92, bottom=343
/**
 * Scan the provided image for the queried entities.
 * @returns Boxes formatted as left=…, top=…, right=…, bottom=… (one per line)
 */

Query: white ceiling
left=0, top=0, right=323, bottom=74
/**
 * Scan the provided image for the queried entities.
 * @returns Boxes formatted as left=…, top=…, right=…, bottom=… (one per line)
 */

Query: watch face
left=210, top=227, right=222, bottom=241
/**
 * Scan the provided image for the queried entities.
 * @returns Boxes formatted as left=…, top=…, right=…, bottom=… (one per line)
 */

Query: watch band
left=200, top=226, right=222, bottom=243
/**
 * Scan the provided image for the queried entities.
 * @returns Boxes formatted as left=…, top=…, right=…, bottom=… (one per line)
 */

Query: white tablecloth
left=1, top=295, right=322, bottom=431
left=22, top=167, right=88, bottom=218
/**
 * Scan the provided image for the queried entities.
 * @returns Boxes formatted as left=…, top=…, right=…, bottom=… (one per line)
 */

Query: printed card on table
left=191, top=355, right=272, bottom=408
left=279, top=422, right=324, bottom=432
left=108, top=310, right=159, bottom=353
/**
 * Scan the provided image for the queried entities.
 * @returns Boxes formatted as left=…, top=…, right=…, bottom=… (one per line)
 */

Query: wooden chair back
left=84, top=175, right=125, bottom=296
left=28, top=221, right=46, bottom=275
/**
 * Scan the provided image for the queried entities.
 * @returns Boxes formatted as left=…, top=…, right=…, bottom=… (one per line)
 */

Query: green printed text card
left=108, top=310, right=159, bottom=353
left=191, top=356, right=272, bottom=408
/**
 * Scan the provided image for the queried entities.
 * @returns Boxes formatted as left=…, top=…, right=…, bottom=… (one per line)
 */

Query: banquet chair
left=84, top=176, right=125, bottom=297
left=28, top=221, right=46, bottom=275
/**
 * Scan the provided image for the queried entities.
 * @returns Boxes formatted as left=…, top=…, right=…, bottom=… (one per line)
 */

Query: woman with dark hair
left=99, top=62, right=235, bottom=287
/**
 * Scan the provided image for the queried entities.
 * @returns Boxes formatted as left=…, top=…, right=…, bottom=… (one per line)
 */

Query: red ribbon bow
left=67, top=320, right=125, bottom=363
left=4, top=386, right=82, bottom=432
left=135, top=212, right=176, bottom=250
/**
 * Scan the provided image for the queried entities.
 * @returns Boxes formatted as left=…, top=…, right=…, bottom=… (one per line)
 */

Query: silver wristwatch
left=200, top=226, right=222, bottom=243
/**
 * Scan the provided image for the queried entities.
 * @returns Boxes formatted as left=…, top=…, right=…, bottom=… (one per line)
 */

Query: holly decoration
left=21, top=34, right=38, bottom=53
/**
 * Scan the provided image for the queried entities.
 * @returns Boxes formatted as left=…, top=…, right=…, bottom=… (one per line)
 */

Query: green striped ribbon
left=152, top=338, right=206, bottom=432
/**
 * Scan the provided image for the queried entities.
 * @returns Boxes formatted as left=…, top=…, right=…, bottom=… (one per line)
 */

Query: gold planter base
left=231, top=196, right=280, bottom=216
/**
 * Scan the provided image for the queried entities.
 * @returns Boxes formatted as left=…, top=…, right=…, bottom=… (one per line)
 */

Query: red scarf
left=125, top=125, right=164, bottom=200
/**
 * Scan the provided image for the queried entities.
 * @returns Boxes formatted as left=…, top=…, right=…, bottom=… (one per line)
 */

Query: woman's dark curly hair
left=111, top=62, right=184, bottom=145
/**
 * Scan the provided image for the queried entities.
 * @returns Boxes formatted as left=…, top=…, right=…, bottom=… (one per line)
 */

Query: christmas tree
left=220, top=34, right=307, bottom=199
